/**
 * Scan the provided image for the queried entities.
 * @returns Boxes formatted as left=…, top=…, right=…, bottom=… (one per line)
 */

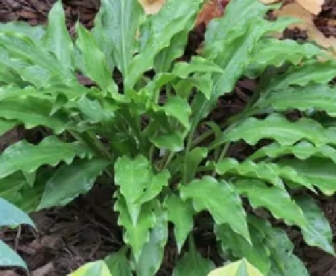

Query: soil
left=1, top=0, right=336, bottom=275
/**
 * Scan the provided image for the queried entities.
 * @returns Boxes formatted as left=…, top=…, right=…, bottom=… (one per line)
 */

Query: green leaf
left=235, top=179, right=307, bottom=229
left=215, top=158, right=314, bottom=190
left=208, top=259, right=264, bottom=276
left=38, top=159, right=108, bottom=210
left=75, top=23, right=116, bottom=92
left=150, top=132, right=184, bottom=152
left=0, top=198, right=35, bottom=228
left=249, top=215, right=309, bottom=276
left=295, top=195, right=335, bottom=255
left=156, top=96, right=191, bottom=129
left=183, top=147, right=207, bottom=183
left=0, top=240, right=27, bottom=270
left=136, top=204, right=168, bottom=276
left=0, top=119, right=16, bottom=136
left=114, top=194, right=156, bottom=261
left=0, top=21, right=45, bottom=40
left=0, top=136, right=91, bottom=179
left=245, top=38, right=328, bottom=77
left=43, top=0, right=73, bottom=72
left=180, top=176, right=250, bottom=242
left=278, top=157, right=336, bottom=195
left=69, top=260, right=112, bottom=276
left=220, top=113, right=328, bottom=147
left=98, top=0, right=142, bottom=76
left=265, top=60, right=336, bottom=91
left=172, top=240, right=215, bottom=276
left=215, top=224, right=271, bottom=275
left=164, top=194, right=194, bottom=253
left=126, top=0, right=203, bottom=88
left=256, top=84, right=336, bottom=117
left=0, top=97, right=72, bottom=133
left=105, top=248, right=132, bottom=276
left=249, top=141, right=336, bottom=164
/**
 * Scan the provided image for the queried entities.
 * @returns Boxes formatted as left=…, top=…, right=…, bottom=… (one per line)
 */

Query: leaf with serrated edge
left=220, top=113, right=328, bottom=147
left=245, top=38, right=328, bottom=77
left=265, top=60, right=336, bottom=91
left=43, top=0, right=73, bottom=73
left=0, top=136, right=91, bottom=179
left=105, top=248, right=132, bottom=276
left=0, top=240, right=27, bottom=270
left=164, top=194, right=194, bottom=253
left=216, top=158, right=315, bottom=191
left=136, top=202, right=168, bottom=276
left=235, top=179, right=307, bottom=229
left=180, top=176, right=250, bottom=242
left=250, top=141, right=336, bottom=164
left=0, top=98, right=72, bottom=134
left=0, top=198, right=35, bottom=228
left=278, top=157, right=336, bottom=195
left=256, top=84, right=336, bottom=117
left=38, top=159, right=108, bottom=210
left=114, top=194, right=156, bottom=261
left=172, top=240, right=215, bottom=276
left=215, top=224, right=271, bottom=275
left=295, top=195, right=335, bottom=255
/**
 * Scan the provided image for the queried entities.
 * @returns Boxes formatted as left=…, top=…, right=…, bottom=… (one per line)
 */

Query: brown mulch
left=1, top=0, right=336, bottom=275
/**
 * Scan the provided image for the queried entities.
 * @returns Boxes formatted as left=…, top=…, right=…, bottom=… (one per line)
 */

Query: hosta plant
left=0, top=0, right=336, bottom=275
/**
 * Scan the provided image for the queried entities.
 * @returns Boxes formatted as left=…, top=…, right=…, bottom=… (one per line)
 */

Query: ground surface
left=1, top=0, right=336, bottom=275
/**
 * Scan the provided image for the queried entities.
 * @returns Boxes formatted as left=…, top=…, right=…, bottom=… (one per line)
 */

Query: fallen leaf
left=196, top=0, right=229, bottom=26
left=296, top=0, right=324, bottom=15
left=138, top=0, right=166, bottom=15
left=275, top=3, right=336, bottom=55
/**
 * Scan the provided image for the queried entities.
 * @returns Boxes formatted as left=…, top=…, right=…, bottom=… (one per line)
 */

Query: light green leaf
left=245, top=38, right=328, bottom=77
left=114, top=194, right=156, bottom=261
left=150, top=132, right=184, bottom=152
left=235, top=179, right=307, bottom=229
left=180, top=176, right=250, bottom=242
left=38, top=159, right=108, bottom=210
left=0, top=21, right=45, bottom=40
left=256, top=84, right=336, bottom=117
left=0, top=240, right=27, bottom=270
left=0, top=198, right=35, bottom=228
left=43, top=0, right=73, bottom=72
left=68, top=260, right=112, bottom=276
left=105, top=248, right=132, bottom=276
left=265, top=60, right=336, bottom=91
left=164, top=194, right=194, bottom=253
left=215, top=158, right=314, bottom=190
left=215, top=224, right=270, bottom=275
left=295, top=195, right=335, bottom=255
left=126, top=0, right=203, bottom=88
left=249, top=141, right=336, bottom=164
left=136, top=204, right=168, bottom=276
left=172, top=240, right=215, bottom=276
left=208, top=259, right=264, bottom=276
left=0, top=136, right=91, bottom=179
left=220, top=113, right=327, bottom=147
left=0, top=97, right=72, bottom=133
left=75, top=23, right=115, bottom=92
left=278, top=157, right=336, bottom=195
left=156, top=96, right=191, bottom=129
left=172, top=56, right=223, bottom=78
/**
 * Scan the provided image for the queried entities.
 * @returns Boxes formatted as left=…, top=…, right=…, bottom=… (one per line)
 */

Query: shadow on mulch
left=1, top=0, right=336, bottom=275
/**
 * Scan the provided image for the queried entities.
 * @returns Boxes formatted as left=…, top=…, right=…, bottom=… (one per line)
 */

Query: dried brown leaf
left=296, top=0, right=324, bottom=15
